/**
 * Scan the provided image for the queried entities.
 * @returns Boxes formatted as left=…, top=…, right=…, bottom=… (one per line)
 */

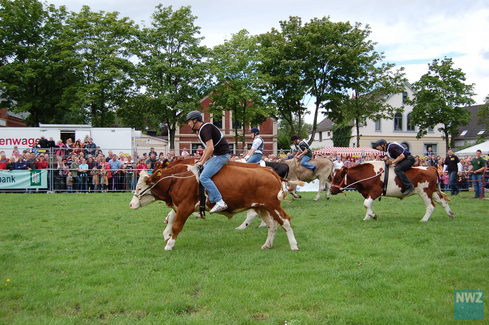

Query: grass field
left=1, top=191, right=488, bottom=324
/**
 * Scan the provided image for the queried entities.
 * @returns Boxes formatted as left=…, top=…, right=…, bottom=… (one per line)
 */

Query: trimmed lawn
left=1, top=192, right=487, bottom=324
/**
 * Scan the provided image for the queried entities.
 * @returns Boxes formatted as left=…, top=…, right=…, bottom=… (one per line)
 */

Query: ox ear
left=159, top=159, right=170, bottom=167
left=140, top=170, right=149, bottom=179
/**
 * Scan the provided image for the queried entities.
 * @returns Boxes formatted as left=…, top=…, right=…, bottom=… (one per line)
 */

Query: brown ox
left=129, top=162, right=299, bottom=250
left=330, top=160, right=454, bottom=222
left=282, top=158, right=334, bottom=201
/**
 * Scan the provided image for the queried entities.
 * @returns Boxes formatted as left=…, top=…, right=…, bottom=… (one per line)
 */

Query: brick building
left=0, top=108, right=28, bottom=127
left=174, top=96, right=277, bottom=156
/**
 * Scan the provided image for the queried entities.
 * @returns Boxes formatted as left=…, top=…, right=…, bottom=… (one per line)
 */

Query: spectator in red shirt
left=35, top=155, right=49, bottom=169
left=0, top=151, right=9, bottom=170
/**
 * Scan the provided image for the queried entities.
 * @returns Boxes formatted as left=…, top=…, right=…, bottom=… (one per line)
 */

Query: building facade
left=310, top=84, right=447, bottom=156
left=173, top=96, right=278, bottom=156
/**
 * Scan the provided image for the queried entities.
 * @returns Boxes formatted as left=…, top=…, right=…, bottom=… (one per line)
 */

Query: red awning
left=314, top=147, right=384, bottom=157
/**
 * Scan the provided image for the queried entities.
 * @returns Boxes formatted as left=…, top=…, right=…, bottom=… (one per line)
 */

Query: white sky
left=48, top=0, right=489, bottom=122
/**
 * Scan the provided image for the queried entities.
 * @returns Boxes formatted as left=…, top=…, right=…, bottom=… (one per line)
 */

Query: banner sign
left=0, top=170, right=48, bottom=189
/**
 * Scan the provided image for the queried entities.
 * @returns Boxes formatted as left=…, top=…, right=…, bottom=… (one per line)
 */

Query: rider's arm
left=245, top=148, right=256, bottom=159
left=197, top=139, right=214, bottom=165
left=391, top=153, right=405, bottom=165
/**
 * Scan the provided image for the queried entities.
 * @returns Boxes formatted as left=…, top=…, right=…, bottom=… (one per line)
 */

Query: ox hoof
left=235, top=224, right=247, bottom=230
left=419, top=219, right=429, bottom=223
left=261, top=244, right=272, bottom=250
left=290, top=246, right=299, bottom=251
left=164, top=246, right=173, bottom=251
left=372, top=214, right=377, bottom=220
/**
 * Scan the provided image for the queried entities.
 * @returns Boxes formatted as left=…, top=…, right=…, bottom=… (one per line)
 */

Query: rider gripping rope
left=291, top=136, right=316, bottom=173
left=373, top=139, right=415, bottom=196
left=186, top=110, right=230, bottom=213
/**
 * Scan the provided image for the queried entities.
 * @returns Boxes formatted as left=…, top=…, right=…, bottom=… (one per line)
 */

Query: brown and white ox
left=330, top=160, right=455, bottom=222
left=129, top=161, right=299, bottom=251
left=283, top=158, right=334, bottom=201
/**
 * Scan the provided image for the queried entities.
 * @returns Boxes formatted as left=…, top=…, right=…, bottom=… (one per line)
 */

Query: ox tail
left=287, top=180, right=305, bottom=187
left=279, top=182, right=289, bottom=201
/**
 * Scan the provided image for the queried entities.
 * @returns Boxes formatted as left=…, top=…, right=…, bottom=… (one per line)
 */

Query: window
left=401, top=142, right=410, bottom=151
left=428, top=126, right=434, bottom=132
left=213, top=115, right=222, bottom=128
left=319, top=132, right=323, bottom=142
left=228, top=144, right=234, bottom=154
left=375, top=119, right=381, bottom=131
left=477, top=130, right=485, bottom=135
left=424, top=144, right=438, bottom=155
left=460, top=130, right=468, bottom=136
left=402, top=92, right=408, bottom=104
left=394, top=112, right=403, bottom=131
left=407, top=113, right=415, bottom=131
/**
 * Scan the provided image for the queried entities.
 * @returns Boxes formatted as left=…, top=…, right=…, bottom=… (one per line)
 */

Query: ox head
left=330, top=167, right=348, bottom=195
left=129, top=170, right=157, bottom=209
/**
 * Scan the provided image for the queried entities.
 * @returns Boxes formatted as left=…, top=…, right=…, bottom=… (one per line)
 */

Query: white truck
left=0, top=124, right=140, bottom=156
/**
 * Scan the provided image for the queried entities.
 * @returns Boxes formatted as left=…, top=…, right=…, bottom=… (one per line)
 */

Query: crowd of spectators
left=0, top=138, right=487, bottom=195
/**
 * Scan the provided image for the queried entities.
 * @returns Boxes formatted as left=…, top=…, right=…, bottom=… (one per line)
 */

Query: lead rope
left=136, top=172, right=196, bottom=199
left=338, top=168, right=384, bottom=191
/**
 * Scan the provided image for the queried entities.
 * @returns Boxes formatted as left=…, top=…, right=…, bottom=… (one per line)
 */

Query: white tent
left=455, top=140, right=489, bottom=155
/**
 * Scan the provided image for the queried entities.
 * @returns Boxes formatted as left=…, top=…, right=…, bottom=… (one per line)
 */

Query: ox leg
left=289, top=184, right=302, bottom=199
left=363, top=197, right=377, bottom=221
left=418, top=191, right=435, bottom=222
left=235, top=209, right=259, bottom=230
left=163, top=210, right=176, bottom=241
left=271, top=207, right=299, bottom=251
left=258, top=210, right=277, bottom=249
left=324, top=181, right=331, bottom=200
left=314, top=180, right=322, bottom=201
left=433, top=191, right=455, bottom=219
left=164, top=205, right=193, bottom=251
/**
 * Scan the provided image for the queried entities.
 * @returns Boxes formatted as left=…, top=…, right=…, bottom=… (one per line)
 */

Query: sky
left=47, top=0, right=489, bottom=122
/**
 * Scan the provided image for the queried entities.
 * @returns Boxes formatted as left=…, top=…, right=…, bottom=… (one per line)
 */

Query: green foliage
left=410, top=57, right=475, bottom=151
left=209, top=30, right=271, bottom=151
left=0, top=0, right=84, bottom=125
left=65, top=6, right=138, bottom=127
left=477, top=94, right=489, bottom=132
left=332, top=123, right=353, bottom=147
left=277, top=119, right=310, bottom=150
left=1, top=192, right=488, bottom=323
left=258, top=17, right=309, bottom=137
left=125, top=5, right=209, bottom=148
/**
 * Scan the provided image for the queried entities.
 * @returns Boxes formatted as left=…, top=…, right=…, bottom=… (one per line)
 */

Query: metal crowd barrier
left=0, top=147, right=151, bottom=193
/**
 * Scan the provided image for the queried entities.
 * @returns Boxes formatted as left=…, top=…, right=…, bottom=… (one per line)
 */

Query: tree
left=277, top=119, right=310, bottom=150
left=331, top=123, right=352, bottom=147
left=410, top=57, right=475, bottom=151
left=477, top=95, right=489, bottom=133
left=258, top=17, right=309, bottom=139
left=127, top=5, right=208, bottom=149
left=0, top=0, right=84, bottom=125
left=65, top=6, right=137, bottom=127
left=331, top=68, right=406, bottom=147
left=209, top=30, right=270, bottom=152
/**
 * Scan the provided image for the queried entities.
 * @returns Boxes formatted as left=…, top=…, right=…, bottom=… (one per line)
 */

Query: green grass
left=1, top=191, right=488, bottom=324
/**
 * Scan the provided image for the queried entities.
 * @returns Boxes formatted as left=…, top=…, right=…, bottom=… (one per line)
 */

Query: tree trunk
left=444, top=129, right=450, bottom=152
left=355, top=117, right=361, bottom=148
left=168, top=124, right=176, bottom=150
left=307, top=100, right=320, bottom=146
left=241, top=103, right=246, bottom=151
